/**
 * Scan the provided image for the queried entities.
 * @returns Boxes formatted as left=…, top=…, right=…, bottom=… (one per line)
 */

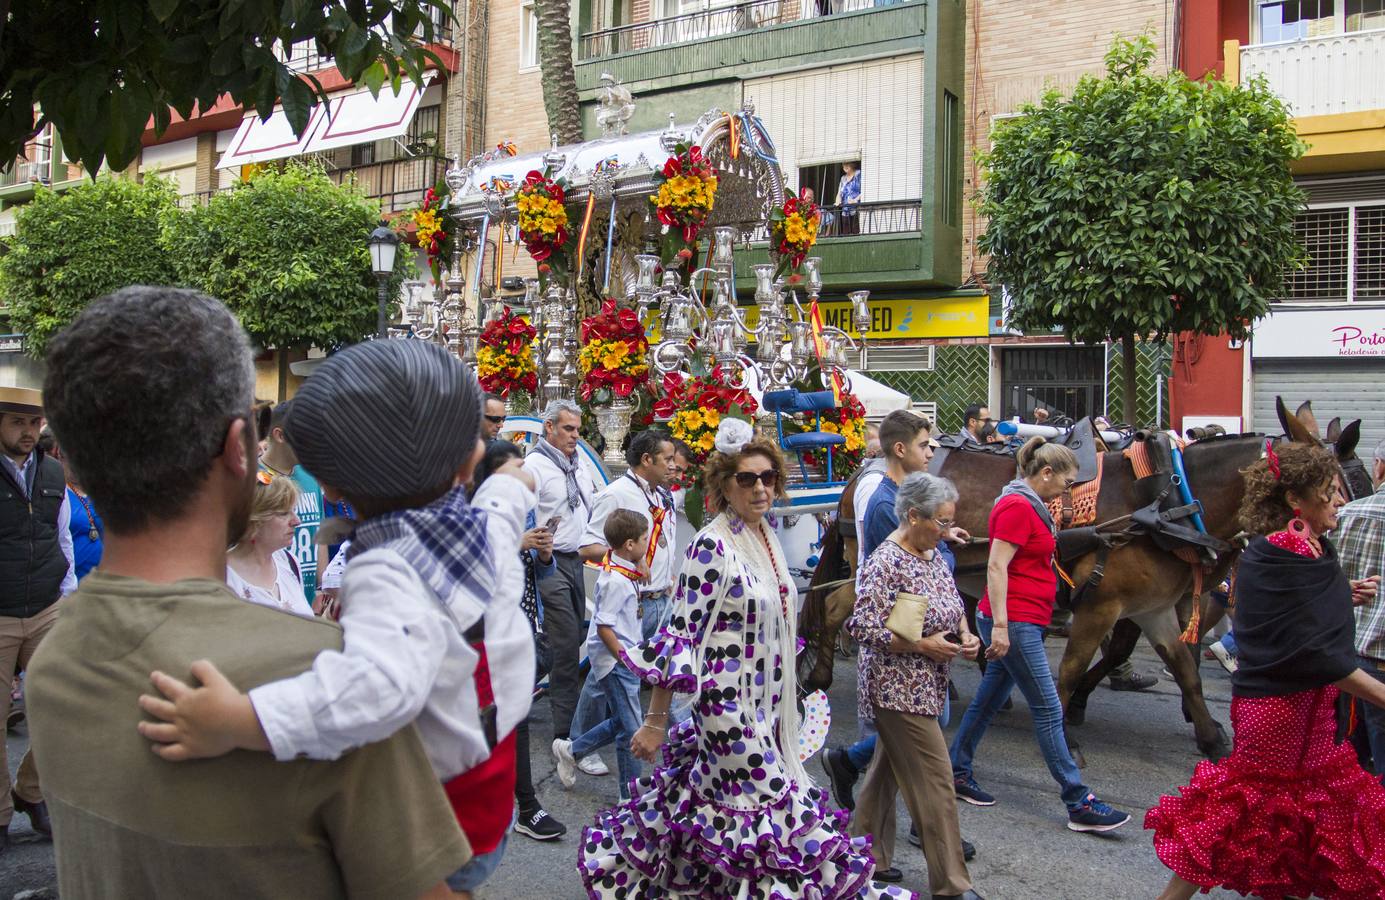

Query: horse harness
left=1053, top=431, right=1235, bottom=641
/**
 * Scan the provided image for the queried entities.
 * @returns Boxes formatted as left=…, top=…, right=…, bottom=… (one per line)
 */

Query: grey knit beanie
left=283, top=340, right=482, bottom=499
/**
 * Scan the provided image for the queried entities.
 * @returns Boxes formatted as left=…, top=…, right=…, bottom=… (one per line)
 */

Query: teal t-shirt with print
left=261, top=462, right=323, bottom=603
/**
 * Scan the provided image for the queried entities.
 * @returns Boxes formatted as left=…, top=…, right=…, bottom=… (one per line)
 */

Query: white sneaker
left=579, top=754, right=610, bottom=776
left=552, top=738, right=577, bottom=788
left=1209, top=642, right=1238, bottom=674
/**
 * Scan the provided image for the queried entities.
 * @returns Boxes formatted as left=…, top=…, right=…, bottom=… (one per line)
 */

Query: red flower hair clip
left=1265, top=439, right=1282, bottom=481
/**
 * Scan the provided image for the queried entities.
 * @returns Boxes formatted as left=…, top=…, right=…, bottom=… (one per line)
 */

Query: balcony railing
left=738, top=200, right=921, bottom=242
left=1240, top=27, right=1385, bottom=118
left=0, top=138, right=53, bottom=189
left=277, top=12, right=455, bottom=73
left=324, top=155, right=442, bottom=211
left=579, top=0, right=892, bottom=59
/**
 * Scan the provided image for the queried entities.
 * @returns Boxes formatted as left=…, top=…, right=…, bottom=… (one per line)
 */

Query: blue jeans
left=1358, top=656, right=1385, bottom=776
left=571, top=666, right=608, bottom=739
left=570, top=664, right=643, bottom=799
left=846, top=693, right=950, bottom=771
left=640, top=592, right=671, bottom=641
left=445, top=818, right=511, bottom=890
left=949, top=616, right=1090, bottom=807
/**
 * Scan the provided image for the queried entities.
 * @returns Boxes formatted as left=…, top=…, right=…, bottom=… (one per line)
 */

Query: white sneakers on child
left=1210, top=642, right=1238, bottom=674
left=579, top=754, right=610, bottom=776
left=553, top=739, right=578, bottom=788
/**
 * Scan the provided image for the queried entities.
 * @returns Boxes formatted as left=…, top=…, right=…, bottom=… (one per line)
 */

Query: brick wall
left=481, top=0, right=555, bottom=282
left=961, top=0, right=1171, bottom=281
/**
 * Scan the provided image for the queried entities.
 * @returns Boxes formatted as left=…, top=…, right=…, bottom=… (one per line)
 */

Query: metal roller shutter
left=1251, top=358, right=1385, bottom=453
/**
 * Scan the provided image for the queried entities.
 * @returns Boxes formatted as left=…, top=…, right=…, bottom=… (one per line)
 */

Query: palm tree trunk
left=533, top=0, right=584, bottom=144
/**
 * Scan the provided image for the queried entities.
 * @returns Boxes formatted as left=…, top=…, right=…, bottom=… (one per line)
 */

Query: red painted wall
left=1169, top=0, right=1253, bottom=431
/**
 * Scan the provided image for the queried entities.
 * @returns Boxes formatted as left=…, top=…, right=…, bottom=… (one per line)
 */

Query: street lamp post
left=367, top=222, right=400, bottom=339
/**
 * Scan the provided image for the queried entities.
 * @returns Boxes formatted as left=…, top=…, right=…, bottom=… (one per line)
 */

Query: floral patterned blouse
left=848, top=539, right=966, bottom=719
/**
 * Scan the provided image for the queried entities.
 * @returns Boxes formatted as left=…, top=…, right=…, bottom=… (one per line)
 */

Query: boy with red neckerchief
left=554, top=509, right=650, bottom=800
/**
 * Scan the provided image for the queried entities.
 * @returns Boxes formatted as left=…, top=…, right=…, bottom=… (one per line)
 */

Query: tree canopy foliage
left=0, top=0, right=449, bottom=175
left=0, top=175, right=178, bottom=357
left=164, top=161, right=410, bottom=351
left=977, top=36, right=1305, bottom=422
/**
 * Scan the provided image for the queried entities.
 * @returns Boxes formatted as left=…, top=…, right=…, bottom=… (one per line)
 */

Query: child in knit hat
left=137, top=340, right=537, bottom=897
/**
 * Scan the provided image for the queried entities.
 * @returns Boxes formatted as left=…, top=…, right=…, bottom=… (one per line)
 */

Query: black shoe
left=1001, top=696, right=1014, bottom=711
left=821, top=747, right=860, bottom=812
left=12, top=793, right=50, bottom=837
left=513, top=806, right=567, bottom=841
left=908, top=823, right=976, bottom=861
left=0, top=825, right=8, bottom=856
left=6, top=706, right=22, bottom=734
left=1108, top=673, right=1158, bottom=692
left=873, top=867, right=903, bottom=883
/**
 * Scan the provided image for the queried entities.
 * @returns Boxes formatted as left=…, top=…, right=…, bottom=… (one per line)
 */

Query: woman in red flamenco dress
left=1146, top=442, right=1385, bottom=900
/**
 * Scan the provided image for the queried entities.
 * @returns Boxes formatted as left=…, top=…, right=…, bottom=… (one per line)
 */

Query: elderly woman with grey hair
left=848, top=472, right=984, bottom=900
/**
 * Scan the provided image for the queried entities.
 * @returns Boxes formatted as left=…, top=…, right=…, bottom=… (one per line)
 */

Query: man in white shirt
left=0, top=387, right=75, bottom=852
left=525, top=400, right=597, bottom=742
left=580, top=429, right=676, bottom=639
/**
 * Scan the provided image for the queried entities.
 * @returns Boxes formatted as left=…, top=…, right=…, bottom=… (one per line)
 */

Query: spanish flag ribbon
left=808, top=299, right=844, bottom=404
left=575, top=192, right=597, bottom=280
left=603, top=556, right=643, bottom=583
left=645, top=506, right=666, bottom=567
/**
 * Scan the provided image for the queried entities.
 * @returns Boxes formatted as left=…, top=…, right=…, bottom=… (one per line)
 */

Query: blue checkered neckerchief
left=348, top=484, right=493, bottom=632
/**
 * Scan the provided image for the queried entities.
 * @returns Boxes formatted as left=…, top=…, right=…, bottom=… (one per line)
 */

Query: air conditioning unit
left=861, top=345, right=935, bottom=371
left=911, top=401, right=939, bottom=430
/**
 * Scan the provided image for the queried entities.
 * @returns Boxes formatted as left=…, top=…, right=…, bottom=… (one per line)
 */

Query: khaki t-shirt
left=27, top=572, right=470, bottom=900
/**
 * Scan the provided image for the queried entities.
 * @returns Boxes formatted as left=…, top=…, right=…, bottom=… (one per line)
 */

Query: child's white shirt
left=247, top=475, right=535, bottom=781
left=584, top=558, right=642, bottom=680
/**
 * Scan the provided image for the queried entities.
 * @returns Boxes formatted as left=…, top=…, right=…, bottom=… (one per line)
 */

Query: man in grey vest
left=0, top=386, right=74, bottom=853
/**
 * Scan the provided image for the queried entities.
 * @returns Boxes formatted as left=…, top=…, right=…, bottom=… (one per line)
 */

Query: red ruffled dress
left=1145, top=531, right=1385, bottom=899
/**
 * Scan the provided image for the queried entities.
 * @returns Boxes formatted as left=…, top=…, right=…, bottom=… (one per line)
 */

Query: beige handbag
left=885, top=590, right=930, bottom=642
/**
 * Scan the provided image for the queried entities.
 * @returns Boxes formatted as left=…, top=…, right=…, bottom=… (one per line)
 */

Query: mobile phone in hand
left=546, top=516, right=562, bottom=532
left=943, top=631, right=963, bottom=645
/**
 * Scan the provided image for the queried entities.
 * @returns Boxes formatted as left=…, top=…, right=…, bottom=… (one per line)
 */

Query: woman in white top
left=226, top=472, right=313, bottom=618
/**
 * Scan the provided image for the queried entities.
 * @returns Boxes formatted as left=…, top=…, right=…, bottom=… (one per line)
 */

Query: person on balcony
left=836, top=161, right=862, bottom=235
left=802, top=186, right=835, bottom=235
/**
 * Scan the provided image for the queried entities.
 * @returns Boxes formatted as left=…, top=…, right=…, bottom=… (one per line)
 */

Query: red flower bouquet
left=651, top=143, right=718, bottom=264
left=515, top=170, right=571, bottom=285
left=578, top=299, right=651, bottom=404
left=476, top=307, right=539, bottom=400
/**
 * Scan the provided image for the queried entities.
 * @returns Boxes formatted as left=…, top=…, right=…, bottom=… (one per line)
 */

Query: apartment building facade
left=1172, top=0, right=1385, bottom=451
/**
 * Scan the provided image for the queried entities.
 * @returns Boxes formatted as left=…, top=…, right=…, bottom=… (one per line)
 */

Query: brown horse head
left=1274, top=396, right=1371, bottom=501
left=1276, top=396, right=1320, bottom=445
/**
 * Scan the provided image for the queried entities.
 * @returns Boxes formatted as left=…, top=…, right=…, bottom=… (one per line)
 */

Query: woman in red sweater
left=947, top=437, right=1131, bottom=832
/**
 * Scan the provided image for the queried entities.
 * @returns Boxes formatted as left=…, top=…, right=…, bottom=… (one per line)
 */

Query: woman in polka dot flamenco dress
left=578, top=421, right=908, bottom=899
left=1147, top=442, right=1385, bottom=900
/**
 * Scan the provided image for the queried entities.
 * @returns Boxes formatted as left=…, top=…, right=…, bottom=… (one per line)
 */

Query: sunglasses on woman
left=733, top=470, right=779, bottom=489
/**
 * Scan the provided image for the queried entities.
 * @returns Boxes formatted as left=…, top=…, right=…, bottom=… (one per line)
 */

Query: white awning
left=217, top=71, right=436, bottom=170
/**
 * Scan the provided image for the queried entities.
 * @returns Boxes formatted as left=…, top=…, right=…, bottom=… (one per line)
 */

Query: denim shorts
left=445, top=819, right=512, bottom=891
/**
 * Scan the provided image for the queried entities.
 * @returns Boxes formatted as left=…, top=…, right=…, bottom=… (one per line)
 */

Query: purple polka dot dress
left=583, top=514, right=911, bottom=899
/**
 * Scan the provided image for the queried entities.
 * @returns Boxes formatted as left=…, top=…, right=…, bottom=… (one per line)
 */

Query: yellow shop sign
left=740, top=295, right=989, bottom=340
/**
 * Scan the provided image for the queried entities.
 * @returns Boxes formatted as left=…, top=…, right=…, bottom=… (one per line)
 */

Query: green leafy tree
left=1, top=0, right=450, bottom=174
left=977, top=35, right=1305, bottom=424
left=163, top=161, right=409, bottom=393
left=0, top=175, right=178, bottom=357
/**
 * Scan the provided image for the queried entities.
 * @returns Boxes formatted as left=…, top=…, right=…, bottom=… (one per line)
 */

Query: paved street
left=5, top=639, right=1244, bottom=899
